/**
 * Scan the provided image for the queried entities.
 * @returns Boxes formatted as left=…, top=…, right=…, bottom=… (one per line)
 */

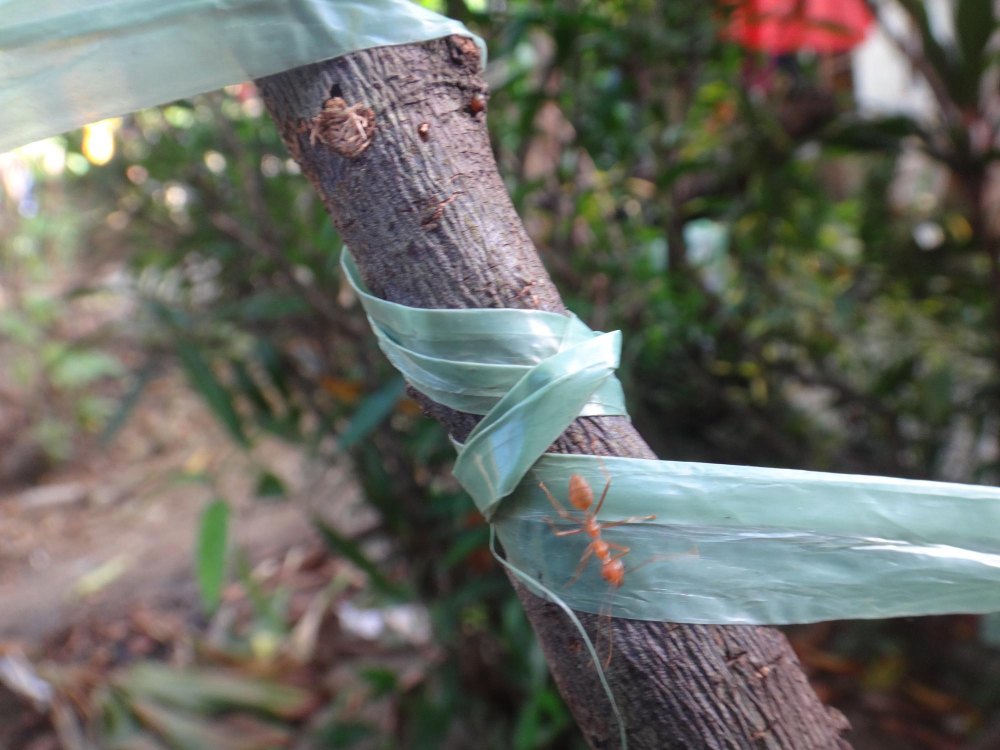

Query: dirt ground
left=2, top=374, right=1000, bottom=750
left=0, top=370, right=362, bottom=645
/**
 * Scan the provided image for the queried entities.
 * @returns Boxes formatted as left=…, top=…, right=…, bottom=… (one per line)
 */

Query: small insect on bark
left=468, top=92, right=486, bottom=116
left=417, top=122, right=430, bottom=141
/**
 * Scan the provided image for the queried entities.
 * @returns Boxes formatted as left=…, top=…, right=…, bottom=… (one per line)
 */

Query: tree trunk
left=256, top=36, right=851, bottom=749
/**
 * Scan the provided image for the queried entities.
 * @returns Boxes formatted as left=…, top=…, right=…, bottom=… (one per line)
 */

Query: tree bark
left=256, top=36, right=851, bottom=749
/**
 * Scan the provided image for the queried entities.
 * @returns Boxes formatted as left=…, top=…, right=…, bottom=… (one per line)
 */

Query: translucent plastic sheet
left=342, top=251, right=627, bottom=518
left=343, top=250, right=1000, bottom=624
left=0, top=0, right=484, bottom=153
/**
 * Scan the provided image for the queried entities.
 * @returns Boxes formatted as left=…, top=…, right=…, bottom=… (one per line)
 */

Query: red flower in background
left=722, top=0, right=875, bottom=54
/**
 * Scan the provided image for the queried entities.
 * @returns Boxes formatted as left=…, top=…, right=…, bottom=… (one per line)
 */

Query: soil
left=0, top=370, right=361, bottom=645
left=2, top=360, right=999, bottom=750
left=4, top=376, right=1000, bottom=749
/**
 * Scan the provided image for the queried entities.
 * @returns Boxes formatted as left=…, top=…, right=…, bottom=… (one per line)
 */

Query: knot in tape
left=342, top=248, right=1000, bottom=627
left=341, top=251, right=627, bottom=519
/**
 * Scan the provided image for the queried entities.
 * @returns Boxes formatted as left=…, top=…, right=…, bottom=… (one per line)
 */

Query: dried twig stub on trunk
left=309, top=97, right=375, bottom=157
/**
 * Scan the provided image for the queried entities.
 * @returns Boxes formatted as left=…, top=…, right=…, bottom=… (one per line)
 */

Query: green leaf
left=230, top=360, right=272, bottom=416
left=235, top=291, right=309, bottom=321
left=442, top=526, right=490, bottom=569
left=360, top=667, right=398, bottom=698
left=101, top=359, right=159, bottom=444
left=314, top=722, right=376, bottom=748
left=955, top=0, right=997, bottom=84
left=897, top=0, right=967, bottom=104
left=129, top=697, right=292, bottom=750
left=822, top=115, right=923, bottom=153
left=176, top=342, right=249, bottom=447
left=118, top=663, right=313, bottom=719
left=253, top=339, right=293, bottom=402
left=195, top=499, right=229, bottom=613
left=513, top=686, right=570, bottom=750
left=872, top=355, right=918, bottom=397
left=313, top=518, right=407, bottom=598
left=47, top=349, right=125, bottom=390
left=75, top=394, right=116, bottom=430
left=339, top=377, right=406, bottom=449
left=254, top=470, right=286, bottom=500
left=231, top=360, right=301, bottom=441
left=0, top=310, right=41, bottom=344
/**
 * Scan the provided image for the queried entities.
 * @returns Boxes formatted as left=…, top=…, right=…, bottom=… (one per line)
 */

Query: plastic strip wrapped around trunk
left=341, top=248, right=1000, bottom=625
left=0, top=0, right=483, bottom=153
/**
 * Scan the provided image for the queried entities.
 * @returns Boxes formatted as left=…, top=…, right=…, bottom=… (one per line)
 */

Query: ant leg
left=592, top=459, right=613, bottom=516
left=625, top=545, right=702, bottom=576
left=564, top=543, right=596, bottom=588
left=600, top=514, right=657, bottom=529
left=604, top=541, right=631, bottom=562
left=544, top=517, right=585, bottom=537
left=592, top=476, right=612, bottom=516
left=538, top=480, right=575, bottom=521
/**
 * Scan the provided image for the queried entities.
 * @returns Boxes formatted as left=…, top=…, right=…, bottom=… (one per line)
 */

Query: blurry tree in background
left=476, top=0, right=1000, bottom=484
left=1, top=0, right=999, bottom=747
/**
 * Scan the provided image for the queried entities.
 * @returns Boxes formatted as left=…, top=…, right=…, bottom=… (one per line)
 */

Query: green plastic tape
left=342, top=251, right=627, bottom=518
left=343, top=249, right=1000, bottom=625
left=498, top=456, right=1000, bottom=623
left=0, top=0, right=484, bottom=153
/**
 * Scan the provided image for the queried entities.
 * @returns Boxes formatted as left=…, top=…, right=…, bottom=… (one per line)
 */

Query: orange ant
left=538, top=471, right=656, bottom=589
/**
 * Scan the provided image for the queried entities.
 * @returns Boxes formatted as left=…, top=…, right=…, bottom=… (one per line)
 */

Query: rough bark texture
left=256, top=37, right=851, bottom=749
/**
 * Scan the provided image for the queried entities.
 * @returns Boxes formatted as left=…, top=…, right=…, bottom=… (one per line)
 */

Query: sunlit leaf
left=195, top=499, right=229, bottom=613
left=118, top=663, right=314, bottom=720
left=48, top=350, right=125, bottom=390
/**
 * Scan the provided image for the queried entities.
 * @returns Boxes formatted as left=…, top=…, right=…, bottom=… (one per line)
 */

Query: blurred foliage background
left=1, top=0, right=1000, bottom=748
